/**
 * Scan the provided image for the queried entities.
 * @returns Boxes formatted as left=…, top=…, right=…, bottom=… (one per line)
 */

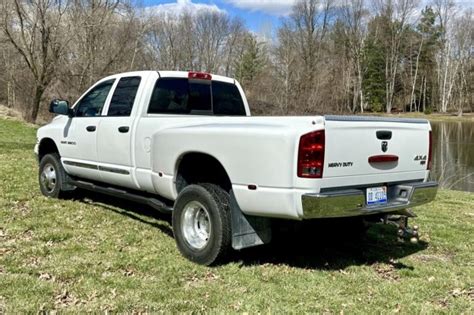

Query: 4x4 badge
left=381, top=141, right=388, bottom=152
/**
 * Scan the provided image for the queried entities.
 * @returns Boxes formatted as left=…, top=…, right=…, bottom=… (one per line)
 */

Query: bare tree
left=433, top=0, right=457, bottom=113
left=451, top=9, right=473, bottom=116
left=1, top=0, right=71, bottom=122
left=0, top=32, right=17, bottom=108
left=372, top=0, right=419, bottom=113
left=64, top=0, right=138, bottom=92
left=340, top=0, right=368, bottom=112
left=223, top=18, right=246, bottom=77
left=178, top=11, right=197, bottom=71
left=147, top=13, right=182, bottom=70
left=290, top=0, right=333, bottom=110
left=273, top=22, right=299, bottom=114
left=194, top=11, right=230, bottom=73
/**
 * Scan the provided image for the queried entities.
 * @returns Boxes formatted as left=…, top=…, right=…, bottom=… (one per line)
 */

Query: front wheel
left=39, top=153, right=74, bottom=198
left=172, top=184, right=232, bottom=266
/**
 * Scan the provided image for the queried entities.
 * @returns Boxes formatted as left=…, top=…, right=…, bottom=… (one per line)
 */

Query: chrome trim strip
left=63, top=160, right=98, bottom=170
left=302, top=181, right=438, bottom=219
left=98, top=165, right=130, bottom=175
left=63, top=160, right=129, bottom=175
left=325, top=115, right=429, bottom=124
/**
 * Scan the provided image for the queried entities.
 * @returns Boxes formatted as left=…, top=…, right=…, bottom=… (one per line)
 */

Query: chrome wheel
left=40, top=163, right=57, bottom=193
left=181, top=201, right=211, bottom=250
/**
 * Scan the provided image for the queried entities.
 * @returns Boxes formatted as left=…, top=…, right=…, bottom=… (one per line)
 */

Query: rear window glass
left=147, top=78, right=246, bottom=116
left=148, top=78, right=211, bottom=114
left=212, top=81, right=246, bottom=116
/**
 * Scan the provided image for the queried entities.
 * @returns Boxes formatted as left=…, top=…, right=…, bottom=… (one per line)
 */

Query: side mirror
left=49, top=99, right=72, bottom=117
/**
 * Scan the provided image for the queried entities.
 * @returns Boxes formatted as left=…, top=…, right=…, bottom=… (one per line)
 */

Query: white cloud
left=225, top=0, right=296, bottom=16
left=145, top=0, right=226, bottom=16
left=227, top=0, right=473, bottom=17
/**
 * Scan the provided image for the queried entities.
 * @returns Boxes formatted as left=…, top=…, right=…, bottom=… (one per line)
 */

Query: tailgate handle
left=376, top=130, right=392, bottom=140
left=369, top=155, right=399, bottom=163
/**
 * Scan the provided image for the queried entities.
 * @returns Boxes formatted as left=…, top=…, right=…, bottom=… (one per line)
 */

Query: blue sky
left=139, top=0, right=295, bottom=33
left=139, top=0, right=473, bottom=35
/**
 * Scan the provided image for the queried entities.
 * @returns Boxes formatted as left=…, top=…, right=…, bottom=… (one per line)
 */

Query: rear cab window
left=147, top=78, right=246, bottom=116
left=212, top=81, right=246, bottom=116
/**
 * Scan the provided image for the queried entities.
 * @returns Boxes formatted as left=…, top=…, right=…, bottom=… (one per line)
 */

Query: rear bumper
left=302, top=181, right=438, bottom=219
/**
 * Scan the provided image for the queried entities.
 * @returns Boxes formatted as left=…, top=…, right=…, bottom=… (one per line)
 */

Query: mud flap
left=229, top=191, right=272, bottom=250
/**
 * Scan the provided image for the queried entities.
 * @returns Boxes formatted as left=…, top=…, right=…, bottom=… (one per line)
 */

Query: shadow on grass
left=234, top=220, right=427, bottom=270
left=73, top=189, right=173, bottom=238
left=73, top=189, right=427, bottom=270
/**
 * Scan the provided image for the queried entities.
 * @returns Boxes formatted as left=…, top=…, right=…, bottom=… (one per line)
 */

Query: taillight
left=298, top=130, right=325, bottom=178
left=427, top=130, right=432, bottom=170
left=188, top=71, right=212, bottom=80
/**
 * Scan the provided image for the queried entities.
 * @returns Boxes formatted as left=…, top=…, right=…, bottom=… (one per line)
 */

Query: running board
left=70, top=180, right=173, bottom=214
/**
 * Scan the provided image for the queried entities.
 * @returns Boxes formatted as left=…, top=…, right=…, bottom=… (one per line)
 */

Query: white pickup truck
left=35, top=71, right=438, bottom=265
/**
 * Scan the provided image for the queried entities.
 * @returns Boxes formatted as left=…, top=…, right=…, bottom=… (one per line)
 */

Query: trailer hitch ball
left=385, top=214, right=420, bottom=243
left=397, top=226, right=420, bottom=243
left=398, top=228, right=404, bottom=237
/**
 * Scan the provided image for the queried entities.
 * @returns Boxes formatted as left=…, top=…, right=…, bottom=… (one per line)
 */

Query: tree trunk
left=352, top=81, right=358, bottom=113
left=356, top=58, right=364, bottom=113
left=422, top=76, right=427, bottom=113
left=7, top=81, right=12, bottom=108
left=441, top=42, right=450, bottom=112
left=410, top=39, right=423, bottom=112
left=29, top=85, right=44, bottom=123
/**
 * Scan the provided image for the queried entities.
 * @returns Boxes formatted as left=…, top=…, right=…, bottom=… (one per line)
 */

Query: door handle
left=118, top=126, right=130, bottom=133
left=86, top=126, right=96, bottom=132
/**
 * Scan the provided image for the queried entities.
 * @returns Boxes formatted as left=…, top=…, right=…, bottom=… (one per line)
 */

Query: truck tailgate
left=323, top=116, right=431, bottom=179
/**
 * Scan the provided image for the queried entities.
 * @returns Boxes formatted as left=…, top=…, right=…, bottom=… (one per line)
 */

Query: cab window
left=107, top=77, right=141, bottom=116
left=75, top=79, right=115, bottom=117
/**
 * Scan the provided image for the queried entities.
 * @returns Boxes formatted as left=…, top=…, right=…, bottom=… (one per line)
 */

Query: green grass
left=0, top=117, right=473, bottom=312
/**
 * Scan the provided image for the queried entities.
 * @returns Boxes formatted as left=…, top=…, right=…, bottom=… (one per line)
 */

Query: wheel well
left=38, top=138, right=59, bottom=161
left=176, top=153, right=231, bottom=194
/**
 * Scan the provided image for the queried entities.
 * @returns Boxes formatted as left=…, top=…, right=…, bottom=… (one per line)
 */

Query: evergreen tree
left=362, top=17, right=386, bottom=112
left=234, top=35, right=266, bottom=89
left=416, top=6, right=442, bottom=112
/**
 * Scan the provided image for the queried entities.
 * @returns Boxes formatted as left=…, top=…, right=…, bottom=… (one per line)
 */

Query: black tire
left=172, top=184, right=232, bottom=266
left=38, top=153, right=74, bottom=198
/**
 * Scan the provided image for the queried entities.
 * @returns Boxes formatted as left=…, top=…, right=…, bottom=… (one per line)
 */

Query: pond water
left=430, top=121, right=474, bottom=192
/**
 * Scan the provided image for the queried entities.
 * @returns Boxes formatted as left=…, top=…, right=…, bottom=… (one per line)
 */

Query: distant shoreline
left=363, top=112, right=474, bottom=122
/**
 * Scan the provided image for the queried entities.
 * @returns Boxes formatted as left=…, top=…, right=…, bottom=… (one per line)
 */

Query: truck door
left=97, top=76, right=142, bottom=189
left=61, top=79, right=115, bottom=182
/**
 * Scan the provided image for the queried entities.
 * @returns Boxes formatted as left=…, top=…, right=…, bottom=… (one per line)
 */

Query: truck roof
left=99, top=70, right=235, bottom=84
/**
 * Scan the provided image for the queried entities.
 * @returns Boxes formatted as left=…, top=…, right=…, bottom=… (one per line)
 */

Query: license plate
left=366, top=186, right=387, bottom=206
